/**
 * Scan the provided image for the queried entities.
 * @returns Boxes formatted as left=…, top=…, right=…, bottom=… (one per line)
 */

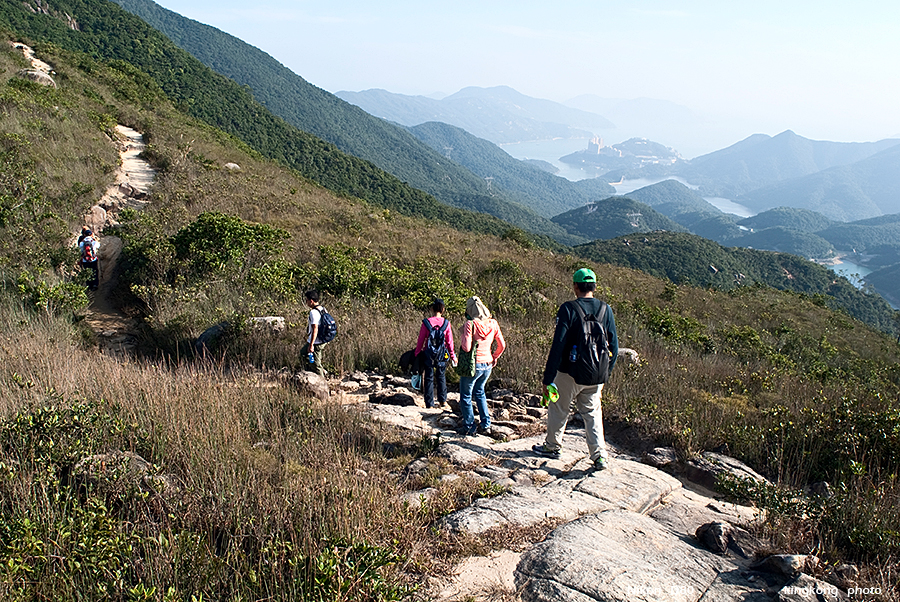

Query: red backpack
left=82, top=237, right=97, bottom=262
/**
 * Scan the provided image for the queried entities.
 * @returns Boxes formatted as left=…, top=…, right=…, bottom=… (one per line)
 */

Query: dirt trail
left=81, top=125, right=156, bottom=356
left=11, top=42, right=155, bottom=355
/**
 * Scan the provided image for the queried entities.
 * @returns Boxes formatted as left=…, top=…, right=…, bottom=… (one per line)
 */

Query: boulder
left=442, top=458, right=682, bottom=535
left=696, top=521, right=732, bottom=554
left=618, top=346, right=640, bottom=365
left=17, top=69, right=56, bottom=87
left=401, top=488, right=438, bottom=510
left=436, top=442, right=483, bottom=466
left=643, top=446, right=678, bottom=468
left=400, top=458, right=431, bottom=482
left=249, top=316, right=286, bottom=333
left=683, top=451, right=769, bottom=491
left=73, top=450, right=152, bottom=493
left=223, top=162, right=242, bottom=171
left=291, top=371, right=329, bottom=401
left=515, top=510, right=770, bottom=602
left=195, top=321, right=228, bottom=357
left=83, top=204, right=107, bottom=234
left=751, top=554, right=818, bottom=577
left=369, top=388, right=420, bottom=407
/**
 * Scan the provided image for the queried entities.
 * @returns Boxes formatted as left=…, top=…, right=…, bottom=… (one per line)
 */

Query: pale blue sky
left=155, top=0, right=900, bottom=150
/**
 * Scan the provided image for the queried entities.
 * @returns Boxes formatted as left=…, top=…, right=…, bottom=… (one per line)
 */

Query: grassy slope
left=107, top=0, right=588, bottom=244
left=0, top=0, right=571, bottom=249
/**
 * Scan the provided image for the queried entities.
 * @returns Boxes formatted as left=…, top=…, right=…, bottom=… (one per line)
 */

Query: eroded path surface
left=82, top=125, right=156, bottom=357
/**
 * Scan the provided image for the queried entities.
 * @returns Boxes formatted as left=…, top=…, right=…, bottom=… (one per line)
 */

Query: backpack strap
left=437, top=318, right=449, bottom=336
left=569, top=299, right=607, bottom=323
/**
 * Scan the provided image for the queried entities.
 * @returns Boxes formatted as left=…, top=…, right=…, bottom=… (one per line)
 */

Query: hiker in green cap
left=533, top=267, right=618, bottom=470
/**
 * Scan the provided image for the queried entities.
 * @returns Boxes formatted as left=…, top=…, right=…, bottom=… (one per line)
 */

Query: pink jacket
left=460, top=318, right=505, bottom=365
left=414, top=316, right=457, bottom=363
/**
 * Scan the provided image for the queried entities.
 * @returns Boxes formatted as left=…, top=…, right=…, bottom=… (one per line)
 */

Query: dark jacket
left=542, top=297, right=618, bottom=386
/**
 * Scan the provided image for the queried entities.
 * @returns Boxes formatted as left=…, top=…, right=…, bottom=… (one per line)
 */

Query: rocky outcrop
left=337, top=367, right=858, bottom=602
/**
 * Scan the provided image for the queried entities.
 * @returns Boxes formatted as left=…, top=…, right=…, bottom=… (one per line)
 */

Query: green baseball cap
left=573, top=268, right=597, bottom=283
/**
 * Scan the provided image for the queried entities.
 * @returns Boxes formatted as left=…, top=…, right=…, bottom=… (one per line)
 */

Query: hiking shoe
left=457, top=425, right=477, bottom=436
left=532, top=444, right=561, bottom=459
left=476, top=425, right=493, bottom=437
left=593, top=457, right=609, bottom=471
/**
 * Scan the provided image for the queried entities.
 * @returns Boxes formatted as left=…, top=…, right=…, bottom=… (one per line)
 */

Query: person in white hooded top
left=457, top=296, right=505, bottom=436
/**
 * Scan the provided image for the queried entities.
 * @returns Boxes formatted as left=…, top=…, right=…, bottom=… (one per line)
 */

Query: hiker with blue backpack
left=302, top=290, right=337, bottom=378
left=414, top=298, right=457, bottom=409
left=533, top=268, right=618, bottom=470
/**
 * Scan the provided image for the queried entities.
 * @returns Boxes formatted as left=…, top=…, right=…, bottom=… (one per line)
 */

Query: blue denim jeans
left=459, top=363, right=493, bottom=429
left=422, top=362, right=447, bottom=408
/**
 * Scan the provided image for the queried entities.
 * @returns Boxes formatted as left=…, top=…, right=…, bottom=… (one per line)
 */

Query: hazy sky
left=155, top=0, right=900, bottom=152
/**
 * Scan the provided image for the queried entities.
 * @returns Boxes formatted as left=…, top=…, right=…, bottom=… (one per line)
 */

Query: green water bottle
left=542, top=383, right=559, bottom=407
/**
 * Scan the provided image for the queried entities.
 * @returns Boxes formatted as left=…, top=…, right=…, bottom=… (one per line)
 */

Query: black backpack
left=423, top=318, right=450, bottom=367
left=317, top=307, right=337, bottom=343
left=566, top=301, right=611, bottom=385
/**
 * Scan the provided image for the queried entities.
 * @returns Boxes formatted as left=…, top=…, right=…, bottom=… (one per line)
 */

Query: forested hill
left=408, top=121, right=615, bottom=218
left=551, top=197, right=689, bottom=240
left=107, top=0, right=584, bottom=245
left=674, top=130, right=900, bottom=198
left=736, top=142, right=900, bottom=221
left=575, top=231, right=898, bottom=333
left=0, top=0, right=569, bottom=247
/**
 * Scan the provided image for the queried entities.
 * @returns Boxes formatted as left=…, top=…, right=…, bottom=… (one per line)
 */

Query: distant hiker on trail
left=533, top=268, right=618, bottom=470
left=457, top=296, right=505, bottom=437
left=302, top=290, right=335, bottom=378
left=414, top=298, right=457, bottom=409
left=78, top=228, right=100, bottom=291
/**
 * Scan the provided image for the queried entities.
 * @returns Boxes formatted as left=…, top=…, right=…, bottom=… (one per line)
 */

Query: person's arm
left=308, top=308, right=321, bottom=344
left=445, top=322, right=457, bottom=363
left=542, top=304, right=572, bottom=386
left=606, top=306, right=619, bottom=373
left=491, top=321, right=506, bottom=363
left=460, top=320, right=472, bottom=352
left=414, top=320, right=428, bottom=355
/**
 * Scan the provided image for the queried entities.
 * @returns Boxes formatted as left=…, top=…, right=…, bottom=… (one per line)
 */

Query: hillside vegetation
left=107, top=0, right=595, bottom=244
left=575, top=232, right=898, bottom=333
left=409, top=120, right=614, bottom=219
left=2, top=9, right=900, bottom=602
left=0, top=0, right=571, bottom=250
left=552, top=197, right=688, bottom=240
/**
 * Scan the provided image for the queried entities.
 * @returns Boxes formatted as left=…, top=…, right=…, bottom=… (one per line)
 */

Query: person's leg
left=422, top=362, right=435, bottom=408
left=312, top=343, right=326, bottom=378
left=544, top=371, right=577, bottom=451
left=473, top=364, right=493, bottom=428
left=91, top=260, right=99, bottom=290
left=300, top=342, right=311, bottom=371
left=435, top=363, right=448, bottom=406
left=574, top=384, right=607, bottom=462
left=458, top=376, right=476, bottom=432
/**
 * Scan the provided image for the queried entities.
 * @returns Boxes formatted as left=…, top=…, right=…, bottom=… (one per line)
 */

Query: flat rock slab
left=515, top=509, right=771, bottom=602
left=364, top=404, right=443, bottom=432
left=442, top=458, right=682, bottom=534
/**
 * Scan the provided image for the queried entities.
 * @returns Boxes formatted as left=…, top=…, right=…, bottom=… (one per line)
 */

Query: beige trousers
left=544, top=371, right=607, bottom=462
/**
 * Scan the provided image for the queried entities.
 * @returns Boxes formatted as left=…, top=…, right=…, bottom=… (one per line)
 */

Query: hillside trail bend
left=79, top=124, right=154, bottom=357
left=12, top=42, right=152, bottom=356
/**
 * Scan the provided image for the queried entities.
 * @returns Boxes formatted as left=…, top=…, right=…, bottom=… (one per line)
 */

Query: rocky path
left=81, top=125, right=155, bottom=356
left=333, top=372, right=850, bottom=602
left=12, top=42, right=152, bottom=355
